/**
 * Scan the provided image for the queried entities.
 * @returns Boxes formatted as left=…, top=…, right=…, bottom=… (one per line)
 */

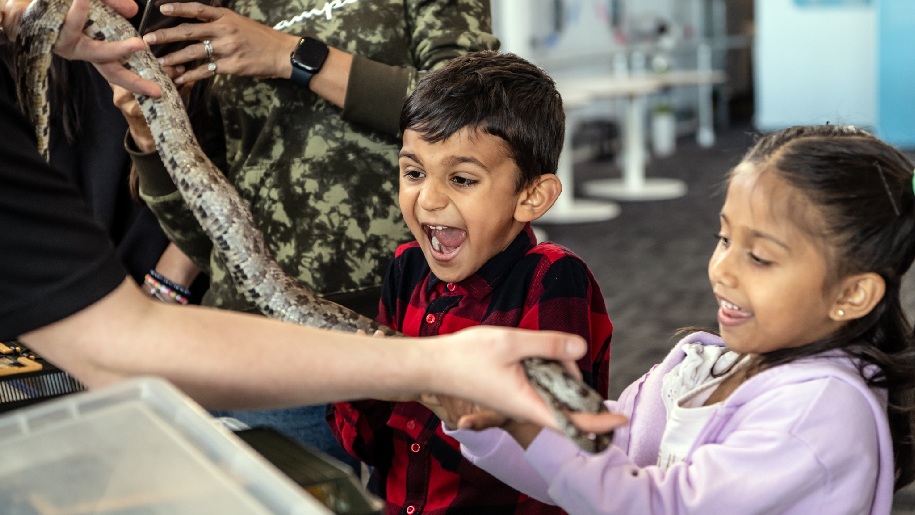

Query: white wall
left=754, top=0, right=876, bottom=130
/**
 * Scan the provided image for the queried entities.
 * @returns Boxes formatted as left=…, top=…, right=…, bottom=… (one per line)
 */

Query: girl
left=431, top=125, right=915, bottom=514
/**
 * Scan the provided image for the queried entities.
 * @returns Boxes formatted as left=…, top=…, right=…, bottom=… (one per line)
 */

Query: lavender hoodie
left=448, top=332, right=894, bottom=514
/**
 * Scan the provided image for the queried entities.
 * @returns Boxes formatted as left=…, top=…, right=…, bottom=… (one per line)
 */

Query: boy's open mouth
left=424, top=224, right=467, bottom=256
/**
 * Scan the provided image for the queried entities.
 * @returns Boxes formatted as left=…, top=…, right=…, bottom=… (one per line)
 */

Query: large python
left=15, top=0, right=612, bottom=452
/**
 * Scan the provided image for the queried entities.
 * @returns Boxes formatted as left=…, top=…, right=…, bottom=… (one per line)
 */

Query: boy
left=328, top=51, right=613, bottom=514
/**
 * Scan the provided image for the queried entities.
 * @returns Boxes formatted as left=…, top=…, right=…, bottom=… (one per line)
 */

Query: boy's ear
left=830, top=272, right=885, bottom=321
left=514, top=174, right=562, bottom=222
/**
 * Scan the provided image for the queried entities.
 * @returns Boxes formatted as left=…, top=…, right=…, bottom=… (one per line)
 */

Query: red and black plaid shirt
left=329, top=225, right=612, bottom=514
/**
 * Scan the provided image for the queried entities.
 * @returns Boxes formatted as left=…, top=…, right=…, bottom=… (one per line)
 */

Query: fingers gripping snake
left=16, top=0, right=612, bottom=452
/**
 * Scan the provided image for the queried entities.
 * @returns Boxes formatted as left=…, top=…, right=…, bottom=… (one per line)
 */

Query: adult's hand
left=55, top=0, right=161, bottom=96
left=425, top=326, right=597, bottom=430
left=0, top=0, right=29, bottom=39
left=2, top=0, right=161, bottom=96
left=141, top=2, right=299, bottom=85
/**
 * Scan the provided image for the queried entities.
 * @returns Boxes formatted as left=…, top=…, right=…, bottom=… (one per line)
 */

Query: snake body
left=16, top=0, right=611, bottom=452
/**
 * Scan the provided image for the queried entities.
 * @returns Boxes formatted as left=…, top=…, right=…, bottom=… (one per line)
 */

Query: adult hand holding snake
left=141, top=2, right=299, bottom=84
left=3, top=0, right=159, bottom=96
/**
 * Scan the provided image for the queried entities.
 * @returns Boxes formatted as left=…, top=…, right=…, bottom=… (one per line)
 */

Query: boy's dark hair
left=737, top=125, right=915, bottom=490
left=399, top=51, right=564, bottom=190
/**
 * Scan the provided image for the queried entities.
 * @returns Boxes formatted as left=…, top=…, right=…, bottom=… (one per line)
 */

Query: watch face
left=292, top=37, right=329, bottom=73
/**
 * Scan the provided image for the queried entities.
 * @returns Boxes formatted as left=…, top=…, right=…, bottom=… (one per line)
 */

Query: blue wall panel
left=877, top=0, right=915, bottom=148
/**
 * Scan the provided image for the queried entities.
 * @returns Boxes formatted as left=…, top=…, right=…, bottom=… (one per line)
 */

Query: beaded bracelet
left=144, top=273, right=189, bottom=305
left=147, top=268, right=192, bottom=298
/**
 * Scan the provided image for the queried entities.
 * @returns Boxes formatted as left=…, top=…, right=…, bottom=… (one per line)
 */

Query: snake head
left=522, top=357, right=614, bottom=452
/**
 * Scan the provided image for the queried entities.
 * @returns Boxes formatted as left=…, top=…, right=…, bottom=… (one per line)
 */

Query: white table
left=557, top=75, right=688, bottom=201
left=557, top=70, right=726, bottom=202
left=537, top=88, right=621, bottom=224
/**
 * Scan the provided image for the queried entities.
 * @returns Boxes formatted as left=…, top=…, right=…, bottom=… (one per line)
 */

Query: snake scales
left=16, top=0, right=612, bottom=452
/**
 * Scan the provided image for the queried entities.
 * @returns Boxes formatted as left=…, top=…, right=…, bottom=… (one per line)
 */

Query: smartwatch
left=290, top=36, right=329, bottom=88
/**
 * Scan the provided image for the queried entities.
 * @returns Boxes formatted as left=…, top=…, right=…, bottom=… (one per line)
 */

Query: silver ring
left=203, top=39, right=214, bottom=61
left=207, top=61, right=217, bottom=75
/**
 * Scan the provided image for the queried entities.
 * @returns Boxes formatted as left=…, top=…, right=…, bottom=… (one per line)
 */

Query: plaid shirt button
left=406, top=506, right=416, bottom=514
left=410, top=443, right=421, bottom=453
left=425, top=314, right=436, bottom=324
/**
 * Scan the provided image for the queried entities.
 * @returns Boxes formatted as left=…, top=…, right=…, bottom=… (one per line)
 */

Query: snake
left=15, top=0, right=612, bottom=452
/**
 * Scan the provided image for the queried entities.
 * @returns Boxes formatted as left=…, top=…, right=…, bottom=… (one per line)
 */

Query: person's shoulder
left=393, top=240, right=422, bottom=259
left=744, top=353, right=874, bottom=400
left=524, top=242, right=604, bottom=288
left=730, top=353, right=885, bottom=436
left=389, top=241, right=430, bottom=282
left=527, top=241, right=588, bottom=266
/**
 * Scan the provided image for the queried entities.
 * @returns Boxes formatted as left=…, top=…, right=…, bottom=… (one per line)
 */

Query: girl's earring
left=836, top=309, right=845, bottom=318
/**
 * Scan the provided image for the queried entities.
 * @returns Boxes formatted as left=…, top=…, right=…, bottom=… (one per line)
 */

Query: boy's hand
left=418, top=393, right=450, bottom=424
left=421, top=393, right=503, bottom=430
left=427, top=394, right=544, bottom=449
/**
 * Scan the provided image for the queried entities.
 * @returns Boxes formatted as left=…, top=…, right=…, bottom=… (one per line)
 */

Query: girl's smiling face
left=398, top=127, right=528, bottom=284
left=708, top=163, right=845, bottom=354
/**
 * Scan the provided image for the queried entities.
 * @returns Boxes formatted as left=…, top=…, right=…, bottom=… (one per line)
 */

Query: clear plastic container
left=0, top=377, right=330, bottom=514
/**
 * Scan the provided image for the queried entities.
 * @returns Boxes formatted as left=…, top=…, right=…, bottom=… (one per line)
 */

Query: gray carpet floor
left=535, top=123, right=915, bottom=511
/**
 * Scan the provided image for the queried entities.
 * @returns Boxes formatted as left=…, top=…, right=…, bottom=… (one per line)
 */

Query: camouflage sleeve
left=127, top=135, right=215, bottom=272
left=341, top=0, right=500, bottom=136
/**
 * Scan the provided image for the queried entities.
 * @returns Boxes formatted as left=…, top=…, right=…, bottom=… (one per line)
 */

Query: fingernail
left=175, top=75, right=185, bottom=85
left=144, top=34, right=156, bottom=44
left=156, top=58, right=164, bottom=65
left=160, top=3, right=173, bottom=13
left=566, top=338, right=584, bottom=355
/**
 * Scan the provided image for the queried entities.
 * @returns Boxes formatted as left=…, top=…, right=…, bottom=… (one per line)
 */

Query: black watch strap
left=290, top=37, right=329, bottom=88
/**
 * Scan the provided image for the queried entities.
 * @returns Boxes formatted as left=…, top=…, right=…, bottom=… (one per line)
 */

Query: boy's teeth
left=722, top=300, right=741, bottom=310
left=432, top=236, right=441, bottom=252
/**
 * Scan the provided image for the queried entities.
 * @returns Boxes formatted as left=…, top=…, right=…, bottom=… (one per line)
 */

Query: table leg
left=696, top=43, right=716, bottom=148
left=583, top=94, right=687, bottom=201
left=538, top=110, right=621, bottom=224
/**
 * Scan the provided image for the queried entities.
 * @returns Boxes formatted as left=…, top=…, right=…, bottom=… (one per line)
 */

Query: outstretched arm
left=20, top=278, right=589, bottom=428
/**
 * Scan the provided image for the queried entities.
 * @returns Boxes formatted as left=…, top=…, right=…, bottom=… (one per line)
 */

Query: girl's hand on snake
left=454, top=401, right=626, bottom=443
left=141, top=2, right=299, bottom=84
left=565, top=411, right=628, bottom=435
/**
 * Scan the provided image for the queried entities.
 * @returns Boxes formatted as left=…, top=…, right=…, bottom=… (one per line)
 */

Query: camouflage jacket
left=133, top=0, right=499, bottom=313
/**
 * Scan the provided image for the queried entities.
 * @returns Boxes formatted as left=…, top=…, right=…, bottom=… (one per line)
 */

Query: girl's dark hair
left=399, top=51, right=564, bottom=190
left=735, top=125, right=915, bottom=490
